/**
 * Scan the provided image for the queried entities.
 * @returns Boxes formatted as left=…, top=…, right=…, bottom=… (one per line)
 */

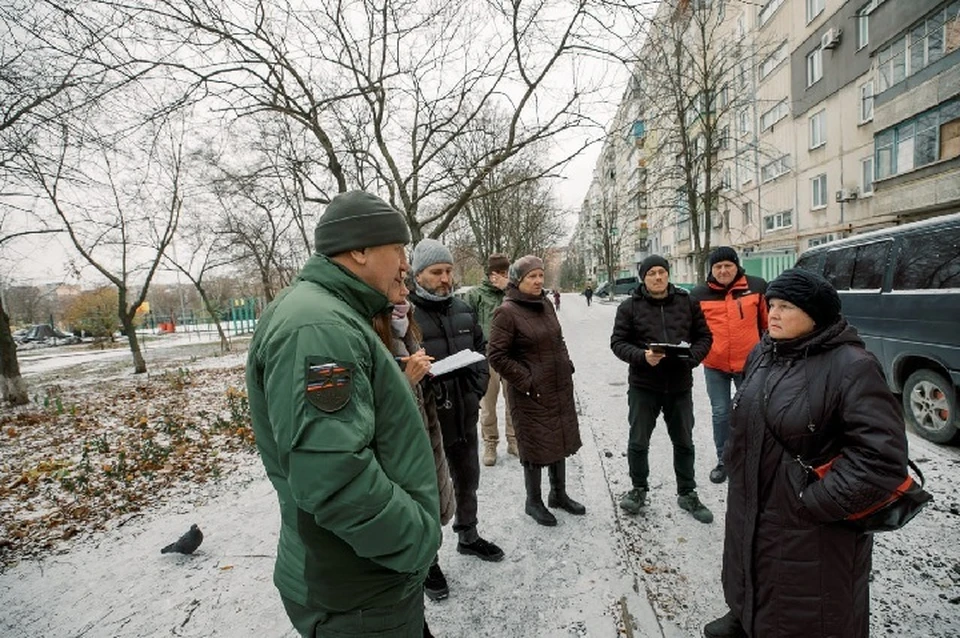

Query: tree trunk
left=197, top=287, right=230, bottom=353
left=0, top=299, right=29, bottom=406
left=121, top=313, right=147, bottom=374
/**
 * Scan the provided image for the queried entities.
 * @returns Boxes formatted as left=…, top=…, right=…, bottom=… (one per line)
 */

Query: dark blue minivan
left=795, top=213, right=960, bottom=444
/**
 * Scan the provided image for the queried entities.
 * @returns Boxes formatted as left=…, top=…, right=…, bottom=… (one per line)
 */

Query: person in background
left=246, top=191, right=440, bottom=637
left=705, top=268, right=909, bottom=638
left=487, top=255, right=585, bottom=527
left=464, top=254, right=517, bottom=466
left=583, top=284, right=594, bottom=306
left=690, top=246, right=768, bottom=484
left=610, top=255, right=714, bottom=524
left=372, top=279, right=456, bottom=610
left=409, top=239, right=505, bottom=599
left=552, top=288, right=561, bottom=310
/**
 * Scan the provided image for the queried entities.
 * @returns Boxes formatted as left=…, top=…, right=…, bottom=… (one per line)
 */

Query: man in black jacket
left=610, top=255, right=715, bottom=524
left=409, top=239, right=504, bottom=600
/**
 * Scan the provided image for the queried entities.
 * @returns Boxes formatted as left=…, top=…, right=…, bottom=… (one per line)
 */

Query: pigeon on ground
left=161, top=524, right=204, bottom=555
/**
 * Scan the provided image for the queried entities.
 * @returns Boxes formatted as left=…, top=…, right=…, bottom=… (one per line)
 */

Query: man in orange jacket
left=691, top=247, right=768, bottom=484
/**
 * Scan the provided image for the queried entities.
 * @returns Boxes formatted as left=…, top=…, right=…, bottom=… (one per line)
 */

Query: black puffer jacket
left=409, top=292, right=489, bottom=445
left=610, top=284, right=712, bottom=392
left=722, top=319, right=908, bottom=638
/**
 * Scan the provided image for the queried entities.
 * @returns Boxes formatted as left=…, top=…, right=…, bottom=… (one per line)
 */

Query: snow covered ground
left=1, top=294, right=958, bottom=637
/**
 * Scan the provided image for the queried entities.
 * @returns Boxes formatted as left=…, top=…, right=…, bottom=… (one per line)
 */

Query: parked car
left=795, top=212, right=960, bottom=443
left=14, top=324, right=81, bottom=346
left=596, top=276, right=640, bottom=298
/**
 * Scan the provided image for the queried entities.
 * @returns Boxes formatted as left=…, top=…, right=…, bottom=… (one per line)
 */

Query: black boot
left=703, top=610, right=746, bottom=638
left=547, top=460, right=586, bottom=515
left=523, top=464, right=557, bottom=526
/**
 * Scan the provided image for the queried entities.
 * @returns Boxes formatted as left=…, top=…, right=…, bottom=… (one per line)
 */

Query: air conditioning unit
left=835, top=187, right=859, bottom=202
left=821, top=28, right=842, bottom=50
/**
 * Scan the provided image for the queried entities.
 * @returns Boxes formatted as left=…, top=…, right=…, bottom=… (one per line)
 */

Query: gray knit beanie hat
left=314, top=191, right=410, bottom=256
left=508, top=255, right=545, bottom=284
left=411, top=238, right=454, bottom=275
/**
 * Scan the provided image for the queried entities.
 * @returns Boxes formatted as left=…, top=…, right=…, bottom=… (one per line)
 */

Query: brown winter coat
left=722, top=319, right=908, bottom=638
left=486, top=286, right=582, bottom=466
left=393, top=330, right=455, bottom=526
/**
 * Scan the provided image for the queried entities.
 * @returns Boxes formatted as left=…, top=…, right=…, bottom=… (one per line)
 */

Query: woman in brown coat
left=487, top=255, right=584, bottom=526
left=704, top=269, right=909, bottom=638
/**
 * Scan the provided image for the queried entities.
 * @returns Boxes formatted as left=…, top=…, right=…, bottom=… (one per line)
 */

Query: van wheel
left=902, top=370, right=958, bottom=443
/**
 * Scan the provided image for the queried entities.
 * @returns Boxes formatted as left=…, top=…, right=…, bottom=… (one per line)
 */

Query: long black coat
left=409, top=292, right=489, bottom=446
left=722, top=319, right=908, bottom=638
left=486, top=286, right=582, bottom=466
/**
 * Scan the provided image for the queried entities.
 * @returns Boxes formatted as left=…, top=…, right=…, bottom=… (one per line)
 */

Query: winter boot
left=547, top=460, right=586, bottom=515
left=523, top=465, right=557, bottom=526
left=506, top=437, right=519, bottom=457
left=619, top=487, right=647, bottom=515
left=678, top=491, right=714, bottom=524
left=423, top=558, right=448, bottom=601
left=703, top=610, right=746, bottom=637
left=482, top=441, right=497, bottom=466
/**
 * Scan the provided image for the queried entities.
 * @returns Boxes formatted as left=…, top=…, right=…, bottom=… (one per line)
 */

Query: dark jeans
left=626, top=386, right=697, bottom=495
left=445, top=416, right=480, bottom=543
left=281, top=590, right=424, bottom=637
left=703, top=367, right=743, bottom=462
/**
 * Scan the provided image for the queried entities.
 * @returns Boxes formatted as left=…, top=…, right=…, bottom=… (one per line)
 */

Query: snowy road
left=1, top=294, right=958, bottom=637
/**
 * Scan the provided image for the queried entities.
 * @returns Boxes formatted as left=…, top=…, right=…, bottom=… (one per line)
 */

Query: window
left=738, top=62, right=749, bottom=90
left=806, top=47, right=823, bottom=87
left=763, top=210, right=793, bottom=231
left=806, top=0, right=825, bottom=23
left=743, top=202, right=753, bottom=226
left=807, top=233, right=838, bottom=248
left=760, top=99, right=789, bottom=131
left=893, top=228, right=960, bottom=289
left=859, top=81, right=874, bottom=123
left=861, top=156, right=874, bottom=195
left=719, top=125, right=730, bottom=150
left=809, top=110, right=826, bottom=149
left=876, top=3, right=960, bottom=93
left=823, top=248, right=856, bottom=289
left=739, top=108, right=752, bottom=136
left=759, top=0, right=787, bottom=26
left=759, top=42, right=788, bottom=79
left=737, top=15, right=745, bottom=39
left=858, top=5, right=870, bottom=50
left=761, top=155, right=790, bottom=182
left=722, top=167, right=732, bottom=189
left=811, top=174, right=828, bottom=208
left=851, top=242, right=892, bottom=289
left=875, top=98, right=960, bottom=179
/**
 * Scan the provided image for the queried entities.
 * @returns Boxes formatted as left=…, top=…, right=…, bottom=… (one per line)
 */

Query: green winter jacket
left=464, top=279, right=505, bottom=339
left=246, top=254, right=441, bottom=613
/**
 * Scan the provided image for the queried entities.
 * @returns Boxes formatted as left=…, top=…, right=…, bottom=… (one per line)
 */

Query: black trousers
left=444, top=412, right=481, bottom=543
left=626, top=386, right=697, bottom=495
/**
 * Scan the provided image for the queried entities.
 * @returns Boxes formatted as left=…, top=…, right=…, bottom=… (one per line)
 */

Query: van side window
left=894, top=228, right=960, bottom=289
left=795, top=254, right=821, bottom=272
left=823, top=247, right=856, bottom=290
left=851, top=241, right=891, bottom=289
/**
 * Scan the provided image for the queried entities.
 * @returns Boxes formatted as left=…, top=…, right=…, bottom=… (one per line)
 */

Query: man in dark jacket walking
left=690, top=246, right=768, bottom=484
left=410, top=239, right=505, bottom=600
left=610, top=255, right=715, bottom=523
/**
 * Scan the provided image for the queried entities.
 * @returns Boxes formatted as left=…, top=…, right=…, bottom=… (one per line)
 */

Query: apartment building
left=579, top=0, right=960, bottom=284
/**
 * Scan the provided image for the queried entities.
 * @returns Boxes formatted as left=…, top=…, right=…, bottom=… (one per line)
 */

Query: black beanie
left=314, top=191, right=411, bottom=256
left=709, top=246, right=740, bottom=268
left=639, top=255, right=670, bottom=280
left=766, top=268, right=842, bottom=328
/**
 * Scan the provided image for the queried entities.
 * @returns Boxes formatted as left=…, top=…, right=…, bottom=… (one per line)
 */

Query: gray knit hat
left=508, top=255, right=545, bottom=284
left=411, top=238, right=454, bottom=275
left=314, top=191, right=410, bottom=256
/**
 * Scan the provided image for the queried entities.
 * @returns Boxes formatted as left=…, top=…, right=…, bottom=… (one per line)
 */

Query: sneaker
left=506, top=439, right=519, bottom=457
left=703, top=610, right=746, bottom=637
left=456, top=537, right=505, bottom=562
left=619, top=487, right=647, bottom=515
left=709, top=463, right=727, bottom=484
left=423, top=562, right=448, bottom=601
left=678, top=491, right=714, bottom=524
left=482, top=441, right=497, bottom=467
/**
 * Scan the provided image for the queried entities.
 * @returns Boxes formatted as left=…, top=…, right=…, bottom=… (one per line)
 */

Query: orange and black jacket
left=691, top=272, right=768, bottom=374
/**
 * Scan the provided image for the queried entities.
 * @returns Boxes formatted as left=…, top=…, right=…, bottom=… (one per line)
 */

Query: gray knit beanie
left=508, top=255, right=545, bottom=284
left=314, top=191, right=410, bottom=256
left=411, top=238, right=454, bottom=274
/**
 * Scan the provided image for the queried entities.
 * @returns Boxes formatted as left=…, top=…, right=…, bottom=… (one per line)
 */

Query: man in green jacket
left=464, top=253, right=517, bottom=466
left=246, top=190, right=441, bottom=638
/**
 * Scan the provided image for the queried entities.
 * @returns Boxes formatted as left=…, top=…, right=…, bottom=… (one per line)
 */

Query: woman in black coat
left=487, top=255, right=584, bottom=527
left=705, top=269, right=909, bottom=638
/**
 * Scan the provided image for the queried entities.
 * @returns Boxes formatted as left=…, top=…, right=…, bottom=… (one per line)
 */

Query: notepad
left=429, top=349, right=486, bottom=377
